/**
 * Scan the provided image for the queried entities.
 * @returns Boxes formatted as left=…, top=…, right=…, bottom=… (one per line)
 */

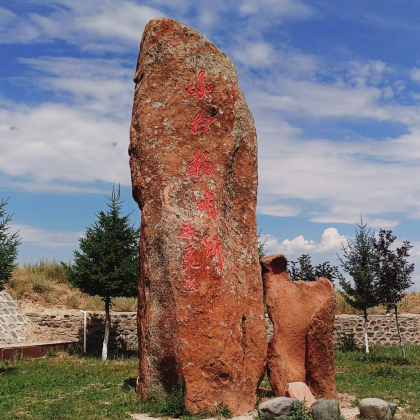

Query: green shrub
left=287, top=402, right=312, bottom=420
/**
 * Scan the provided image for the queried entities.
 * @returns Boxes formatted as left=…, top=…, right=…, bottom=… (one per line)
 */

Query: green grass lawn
left=1, top=346, right=420, bottom=420
left=0, top=354, right=143, bottom=420
left=335, top=345, right=420, bottom=418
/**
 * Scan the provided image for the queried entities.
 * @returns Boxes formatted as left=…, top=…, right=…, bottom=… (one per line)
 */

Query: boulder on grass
left=309, top=400, right=341, bottom=420
left=359, top=398, right=392, bottom=420
left=258, top=397, right=300, bottom=420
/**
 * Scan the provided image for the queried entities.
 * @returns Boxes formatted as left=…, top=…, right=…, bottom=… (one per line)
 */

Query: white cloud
left=233, top=42, right=275, bottom=68
left=239, top=0, right=313, bottom=19
left=0, top=102, right=130, bottom=187
left=0, top=56, right=133, bottom=190
left=262, top=228, right=347, bottom=257
left=11, top=224, right=82, bottom=248
left=410, top=68, right=420, bottom=83
left=77, top=3, right=161, bottom=45
left=0, top=1, right=163, bottom=51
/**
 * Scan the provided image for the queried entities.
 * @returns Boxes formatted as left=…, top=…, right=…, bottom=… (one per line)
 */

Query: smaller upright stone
left=285, top=382, right=316, bottom=408
left=261, top=254, right=336, bottom=398
left=359, top=398, right=392, bottom=420
left=258, top=397, right=300, bottom=420
left=309, top=400, right=341, bottom=420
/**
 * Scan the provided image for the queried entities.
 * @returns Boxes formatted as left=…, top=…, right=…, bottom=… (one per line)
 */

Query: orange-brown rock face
left=261, top=254, right=336, bottom=399
left=129, top=18, right=267, bottom=415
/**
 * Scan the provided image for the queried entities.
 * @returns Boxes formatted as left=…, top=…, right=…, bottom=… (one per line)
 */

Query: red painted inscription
left=197, top=191, right=217, bottom=220
left=187, top=71, right=212, bottom=99
left=189, top=111, right=214, bottom=134
left=187, top=149, right=215, bottom=181
left=204, top=235, right=223, bottom=272
left=184, top=276, right=199, bottom=293
left=178, top=221, right=194, bottom=239
left=182, top=241, right=201, bottom=278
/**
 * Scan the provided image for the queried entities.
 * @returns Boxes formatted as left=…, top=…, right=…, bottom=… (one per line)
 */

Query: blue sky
left=1, top=0, right=420, bottom=288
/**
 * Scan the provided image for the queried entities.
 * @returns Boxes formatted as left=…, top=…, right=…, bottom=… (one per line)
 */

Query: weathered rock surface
left=258, top=397, right=300, bottom=420
left=359, top=398, right=392, bottom=420
left=285, top=382, right=316, bottom=408
left=261, top=254, right=336, bottom=398
left=309, top=400, right=341, bottom=420
left=130, top=18, right=267, bottom=415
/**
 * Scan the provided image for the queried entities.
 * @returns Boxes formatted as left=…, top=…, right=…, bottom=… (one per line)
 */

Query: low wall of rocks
left=334, top=314, right=420, bottom=348
left=0, top=291, right=30, bottom=344
left=25, top=312, right=137, bottom=357
left=17, top=311, right=420, bottom=355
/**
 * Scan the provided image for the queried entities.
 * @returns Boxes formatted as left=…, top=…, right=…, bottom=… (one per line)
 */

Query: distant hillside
left=6, top=260, right=137, bottom=313
left=6, top=260, right=420, bottom=315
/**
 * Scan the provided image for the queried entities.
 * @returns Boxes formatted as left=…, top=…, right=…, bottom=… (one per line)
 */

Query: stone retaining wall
left=25, top=312, right=137, bottom=357
left=0, top=291, right=30, bottom=344
left=333, top=314, right=420, bottom=348
left=6, top=308, right=420, bottom=354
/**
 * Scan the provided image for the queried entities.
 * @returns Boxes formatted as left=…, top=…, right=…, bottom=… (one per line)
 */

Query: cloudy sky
left=1, top=0, right=420, bottom=287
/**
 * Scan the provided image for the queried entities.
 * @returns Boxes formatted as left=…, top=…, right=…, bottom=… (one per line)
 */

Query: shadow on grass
left=257, top=388, right=274, bottom=399
left=123, top=377, right=137, bottom=390
left=0, top=365, right=19, bottom=375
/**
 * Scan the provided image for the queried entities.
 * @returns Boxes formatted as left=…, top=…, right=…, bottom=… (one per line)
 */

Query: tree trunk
left=363, top=309, right=370, bottom=354
left=102, top=296, right=111, bottom=361
left=394, top=305, right=405, bottom=359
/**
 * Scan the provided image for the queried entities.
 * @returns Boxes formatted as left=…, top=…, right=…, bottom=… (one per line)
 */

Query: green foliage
left=47, top=347, right=57, bottom=357
left=287, top=402, right=312, bottom=420
left=31, top=275, right=49, bottom=293
left=257, top=230, right=267, bottom=260
left=288, top=254, right=341, bottom=284
left=0, top=198, right=21, bottom=291
left=66, top=186, right=140, bottom=303
left=338, top=218, right=378, bottom=313
left=214, top=404, right=233, bottom=419
left=147, top=383, right=186, bottom=418
left=371, top=229, right=414, bottom=311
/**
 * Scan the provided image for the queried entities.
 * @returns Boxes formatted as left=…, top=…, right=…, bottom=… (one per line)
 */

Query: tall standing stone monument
left=129, top=18, right=267, bottom=415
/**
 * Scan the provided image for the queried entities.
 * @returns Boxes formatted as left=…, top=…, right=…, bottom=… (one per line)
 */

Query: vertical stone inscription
left=129, top=18, right=266, bottom=415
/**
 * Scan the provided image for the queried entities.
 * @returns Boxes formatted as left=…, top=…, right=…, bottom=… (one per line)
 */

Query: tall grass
left=335, top=291, right=420, bottom=315
left=7, top=260, right=137, bottom=312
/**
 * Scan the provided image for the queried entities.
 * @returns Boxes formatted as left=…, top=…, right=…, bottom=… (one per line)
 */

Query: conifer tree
left=288, top=254, right=341, bottom=284
left=338, top=218, right=379, bottom=354
left=371, top=229, right=414, bottom=358
left=0, top=198, right=21, bottom=291
left=67, top=186, right=139, bottom=360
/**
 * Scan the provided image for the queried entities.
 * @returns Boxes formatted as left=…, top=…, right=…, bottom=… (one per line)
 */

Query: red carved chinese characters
left=187, top=71, right=212, bottom=99
left=184, top=276, right=199, bottom=293
left=187, top=149, right=214, bottom=181
left=189, top=111, right=214, bottom=134
left=182, top=241, right=201, bottom=278
left=177, top=69, right=223, bottom=293
left=178, top=221, right=194, bottom=239
left=204, top=235, right=223, bottom=272
left=178, top=222, right=200, bottom=294
left=197, top=191, right=217, bottom=220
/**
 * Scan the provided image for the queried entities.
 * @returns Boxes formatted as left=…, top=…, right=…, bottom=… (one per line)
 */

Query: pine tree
left=288, top=254, right=341, bottom=284
left=0, top=198, right=21, bottom=291
left=338, top=218, right=378, bottom=354
left=66, top=186, right=139, bottom=360
left=371, top=229, right=414, bottom=358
